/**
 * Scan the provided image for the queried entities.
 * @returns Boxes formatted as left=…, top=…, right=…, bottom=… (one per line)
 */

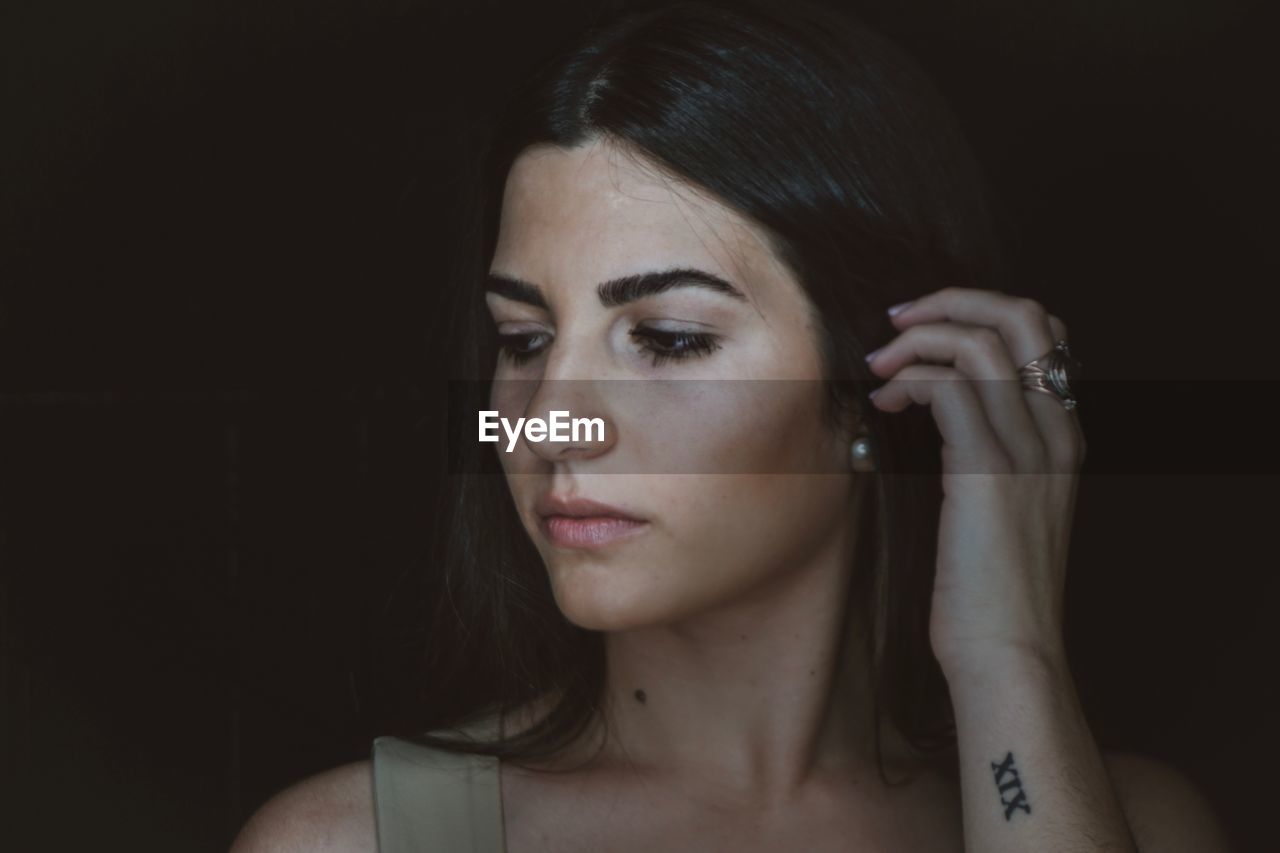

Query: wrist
left=936, top=640, right=1070, bottom=687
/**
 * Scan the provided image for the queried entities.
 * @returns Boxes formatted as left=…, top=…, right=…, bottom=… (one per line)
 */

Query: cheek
left=618, top=380, right=837, bottom=475
left=662, top=473, right=852, bottom=592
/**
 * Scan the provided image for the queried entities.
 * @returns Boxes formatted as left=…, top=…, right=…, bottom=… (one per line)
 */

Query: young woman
left=231, top=2, right=1232, bottom=850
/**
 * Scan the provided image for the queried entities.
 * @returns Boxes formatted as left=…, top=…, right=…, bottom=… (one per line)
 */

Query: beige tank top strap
left=371, top=714, right=506, bottom=853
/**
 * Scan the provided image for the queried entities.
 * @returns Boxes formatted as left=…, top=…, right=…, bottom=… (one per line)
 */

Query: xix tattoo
left=991, top=751, right=1032, bottom=820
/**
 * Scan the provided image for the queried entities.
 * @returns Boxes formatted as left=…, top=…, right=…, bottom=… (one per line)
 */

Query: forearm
left=944, top=650, right=1138, bottom=852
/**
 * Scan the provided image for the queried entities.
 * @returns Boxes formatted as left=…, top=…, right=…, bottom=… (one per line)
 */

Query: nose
left=495, top=331, right=618, bottom=463
left=520, top=376, right=615, bottom=462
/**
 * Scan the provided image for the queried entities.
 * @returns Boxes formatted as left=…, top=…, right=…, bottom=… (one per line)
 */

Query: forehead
left=491, top=139, right=781, bottom=300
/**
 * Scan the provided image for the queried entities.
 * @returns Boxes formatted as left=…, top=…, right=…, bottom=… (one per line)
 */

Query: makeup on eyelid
left=494, top=324, right=723, bottom=367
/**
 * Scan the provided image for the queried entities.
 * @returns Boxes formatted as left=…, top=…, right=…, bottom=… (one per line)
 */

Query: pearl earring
left=850, top=437, right=872, bottom=468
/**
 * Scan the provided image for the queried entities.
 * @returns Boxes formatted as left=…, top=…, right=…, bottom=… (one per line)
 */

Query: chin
left=547, top=569, right=679, bottom=633
left=548, top=566, right=724, bottom=633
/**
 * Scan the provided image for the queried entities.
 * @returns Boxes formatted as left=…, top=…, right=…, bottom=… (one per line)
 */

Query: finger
left=891, top=288, right=1081, bottom=472
left=870, top=364, right=1012, bottom=475
left=889, top=287, right=1053, bottom=368
left=867, top=322, right=1045, bottom=470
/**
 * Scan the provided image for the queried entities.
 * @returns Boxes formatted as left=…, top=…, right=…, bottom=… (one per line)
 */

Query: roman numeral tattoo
left=991, top=750, right=1032, bottom=820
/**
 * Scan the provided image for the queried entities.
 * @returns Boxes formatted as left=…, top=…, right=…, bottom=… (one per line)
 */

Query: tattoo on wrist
left=991, top=750, right=1032, bottom=820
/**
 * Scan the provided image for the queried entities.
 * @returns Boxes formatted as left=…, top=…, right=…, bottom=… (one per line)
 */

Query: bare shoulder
left=228, top=758, right=376, bottom=853
left=1102, top=749, right=1235, bottom=853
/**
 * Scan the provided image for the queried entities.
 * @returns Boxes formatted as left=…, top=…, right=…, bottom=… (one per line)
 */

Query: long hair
left=395, top=0, right=1007, bottom=786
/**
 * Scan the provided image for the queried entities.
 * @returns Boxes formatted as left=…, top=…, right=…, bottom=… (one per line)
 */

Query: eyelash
left=496, top=328, right=722, bottom=367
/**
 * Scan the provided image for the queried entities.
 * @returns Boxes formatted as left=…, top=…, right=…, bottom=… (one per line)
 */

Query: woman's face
left=485, top=138, right=860, bottom=631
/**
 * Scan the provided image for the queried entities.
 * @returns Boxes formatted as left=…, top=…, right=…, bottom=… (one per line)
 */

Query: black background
left=3, top=0, right=1276, bottom=850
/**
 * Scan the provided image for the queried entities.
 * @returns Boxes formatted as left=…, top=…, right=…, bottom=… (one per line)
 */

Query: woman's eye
left=629, top=327, right=722, bottom=367
left=495, top=328, right=721, bottom=368
left=496, top=331, right=550, bottom=365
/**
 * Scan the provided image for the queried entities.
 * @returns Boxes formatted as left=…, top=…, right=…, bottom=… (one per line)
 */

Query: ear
left=830, top=383, right=869, bottom=444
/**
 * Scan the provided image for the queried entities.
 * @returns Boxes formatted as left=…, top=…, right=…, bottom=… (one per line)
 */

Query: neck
left=592, top=523, right=903, bottom=801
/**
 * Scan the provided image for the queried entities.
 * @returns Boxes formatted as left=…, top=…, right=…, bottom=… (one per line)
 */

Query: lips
left=535, top=493, right=649, bottom=549
left=534, top=493, right=645, bottom=522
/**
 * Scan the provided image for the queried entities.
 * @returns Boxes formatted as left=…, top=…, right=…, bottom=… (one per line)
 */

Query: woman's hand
left=864, top=286, right=1085, bottom=677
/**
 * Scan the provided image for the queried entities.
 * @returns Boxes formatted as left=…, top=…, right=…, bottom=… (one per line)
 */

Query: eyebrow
left=484, top=267, right=749, bottom=310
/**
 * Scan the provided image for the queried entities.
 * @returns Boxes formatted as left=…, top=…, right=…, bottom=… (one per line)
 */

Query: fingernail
left=864, top=346, right=884, bottom=363
left=887, top=300, right=915, bottom=316
left=868, top=388, right=881, bottom=400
